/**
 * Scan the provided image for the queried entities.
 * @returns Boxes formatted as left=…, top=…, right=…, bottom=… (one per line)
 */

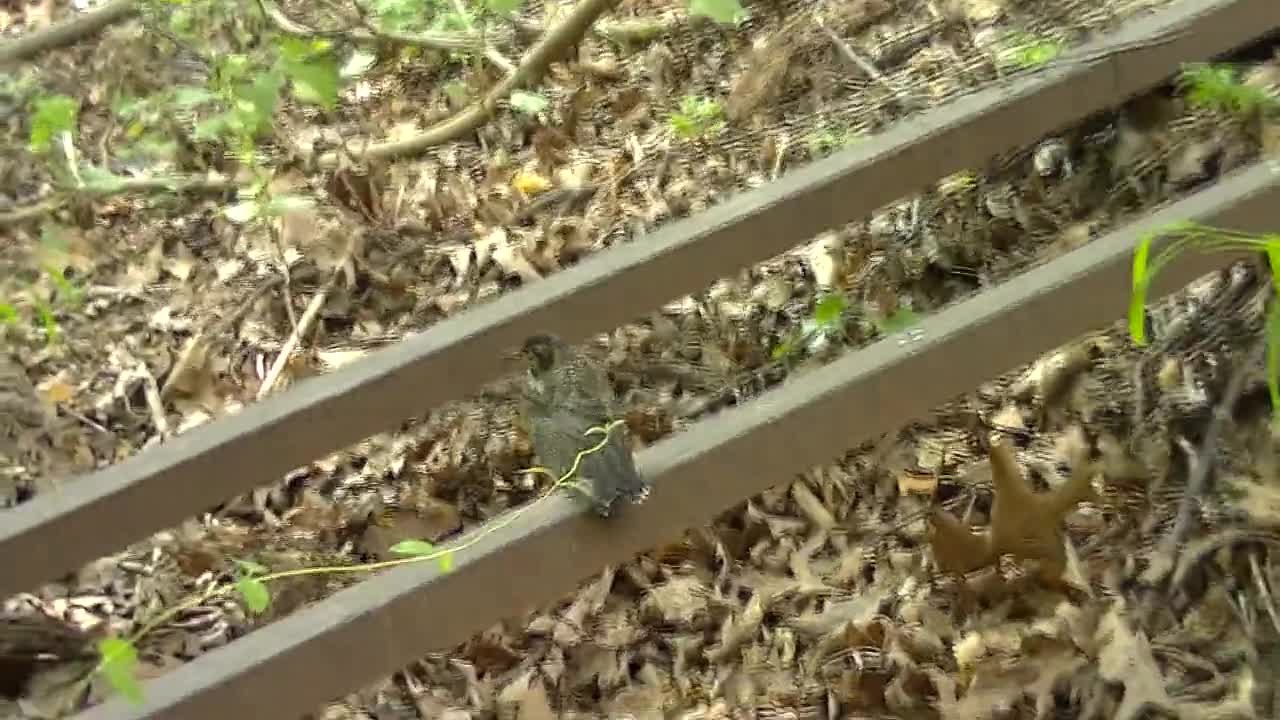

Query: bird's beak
left=501, top=347, right=523, bottom=369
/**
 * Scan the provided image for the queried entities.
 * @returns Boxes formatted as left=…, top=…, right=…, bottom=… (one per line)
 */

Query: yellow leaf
left=512, top=171, right=552, bottom=196
left=38, top=375, right=74, bottom=404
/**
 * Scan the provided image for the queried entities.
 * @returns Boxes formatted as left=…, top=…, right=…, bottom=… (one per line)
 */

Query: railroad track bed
left=2, top=0, right=1280, bottom=718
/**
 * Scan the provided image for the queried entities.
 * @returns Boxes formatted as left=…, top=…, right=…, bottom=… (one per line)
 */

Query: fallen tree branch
left=0, top=174, right=237, bottom=228
left=0, top=0, right=138, bottom=66
left=1141, top=296, right=1269, bottom=599
left=316, top=0, right=621, bottom=168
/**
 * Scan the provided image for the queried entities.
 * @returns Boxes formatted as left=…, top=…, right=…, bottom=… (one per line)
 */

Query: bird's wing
left=533, top=408, right=642, bottom=493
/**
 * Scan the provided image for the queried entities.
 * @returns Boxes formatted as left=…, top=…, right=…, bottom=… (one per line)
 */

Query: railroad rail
left=1, top=0, right=1277, bottom=716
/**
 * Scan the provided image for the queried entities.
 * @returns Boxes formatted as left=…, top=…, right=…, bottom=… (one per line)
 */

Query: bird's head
left=518, top=334, right=567, bottom=377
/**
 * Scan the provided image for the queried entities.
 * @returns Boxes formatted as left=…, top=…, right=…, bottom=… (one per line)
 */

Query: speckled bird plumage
left=518, top=334, right=649, bottom=516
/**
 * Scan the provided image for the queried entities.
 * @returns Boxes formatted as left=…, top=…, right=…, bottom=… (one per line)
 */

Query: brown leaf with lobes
left=930, top=442, right=1098, bottom=581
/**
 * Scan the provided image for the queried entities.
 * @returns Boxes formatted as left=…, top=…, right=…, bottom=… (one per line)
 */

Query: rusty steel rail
left=3, top=0, right=1278, bottom=601
left=78, top=160, right=1280, bottom=720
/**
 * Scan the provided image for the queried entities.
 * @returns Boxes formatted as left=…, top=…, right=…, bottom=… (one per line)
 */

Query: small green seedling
left=772, top=292, right=848, bottom=360
left=805, top=125, right=861, bottom=158
left=668, top=95, right=725, bottom=140
left=871, top=307, right=921, bottom=336
left=995, top=32, right=1064, bottom=72
left=1179, top=63, right=1279, bottom=118
left=1129, top=222, right=1280, bottom=421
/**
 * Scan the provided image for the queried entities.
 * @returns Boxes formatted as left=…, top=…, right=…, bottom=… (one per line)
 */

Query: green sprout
left=668, top=95, right=725, bottom=140
left=995, top=32, right=1064, bottom=72
left=1129, top=223, right=1280, bottom=420
left=28, top=93, right=78, bottom=154
left=1179, top=63, right=1280, bottom=118
left=772, top=292, right=848, bottom=361
left=805, top=124, right=861, bottom=158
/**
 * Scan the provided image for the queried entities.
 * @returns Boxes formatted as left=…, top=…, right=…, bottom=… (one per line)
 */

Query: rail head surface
left=4, top=0, right=1278, bottom=601
left=77, top=160, right=1280, bottom=720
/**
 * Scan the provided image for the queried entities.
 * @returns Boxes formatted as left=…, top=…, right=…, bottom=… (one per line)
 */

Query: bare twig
left=1168, top=340, right=1262, bottom=551
left=317, top=0, right=620, bottom=168
left=257, top=240, right=359, bottom=399
left=1152, top=332, right=1266, bottom=593
left=1249, top=551, right=1280, bottom=635
left=161, top=278, right=281, bottom=401
left=134, top=365, right=170, bottom=438
left=817, top=18, right=911, bottom=105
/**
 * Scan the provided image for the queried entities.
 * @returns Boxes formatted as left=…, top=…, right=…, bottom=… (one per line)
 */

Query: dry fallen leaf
left=1096, top=606, right=1176, bottom=720
left=930, top=442, right=1098, bottom=581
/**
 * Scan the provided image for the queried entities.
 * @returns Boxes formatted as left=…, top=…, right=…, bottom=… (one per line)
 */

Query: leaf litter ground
left=2, top=0, right=1280, bottom=717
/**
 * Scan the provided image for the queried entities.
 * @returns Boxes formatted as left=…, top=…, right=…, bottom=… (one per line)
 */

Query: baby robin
left=516, top=334, right=649, bottom=516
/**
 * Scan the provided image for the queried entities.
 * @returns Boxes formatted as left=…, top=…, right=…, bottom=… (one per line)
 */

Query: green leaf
left=488, top=0, right=522, bottom=14
left=286, top=57, right=340, bottom=110
left=96, top=636, right=143, bottom=703
left=278, top=37, right=333, bottom=63
left=437, top=552, right=454, bottom=573
left=1265, top=304, right=1280, bottom=425
left=510, top=90, right=549, bottom=116
left=812, top=293, right=846, bottom=329
left=389, top=539, right=437, bottom=557
left=876, top=308, right=920, bottom=335
left=235, top=71, right=285, bottom=137
left=0, top=303, right=17, bottom=324
left=997, top=33, right=1063, bottom=71
left=1128, top=233, right=1154, bottom=345
left=235, top=577, right=271, bottom=614
left=31, top=298, right=58, bottom=341
left=28, top=94, right=79, bottom=153
left=192, top=113, right=232, bottom=141
left=1266, top=245, right=1280, bottom=294
left=688, top=0, right=747, bottom=25
left=1179, top=63, right=1279, bottom=117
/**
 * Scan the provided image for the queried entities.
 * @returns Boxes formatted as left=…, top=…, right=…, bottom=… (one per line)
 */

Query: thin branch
left=1156, top=328, right=1266, bottom=591
left=256, top=238, right=359, bottom=399
left=816, top=17, right=911, bottom=105
left=317, top=0, right=620, bottom=168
